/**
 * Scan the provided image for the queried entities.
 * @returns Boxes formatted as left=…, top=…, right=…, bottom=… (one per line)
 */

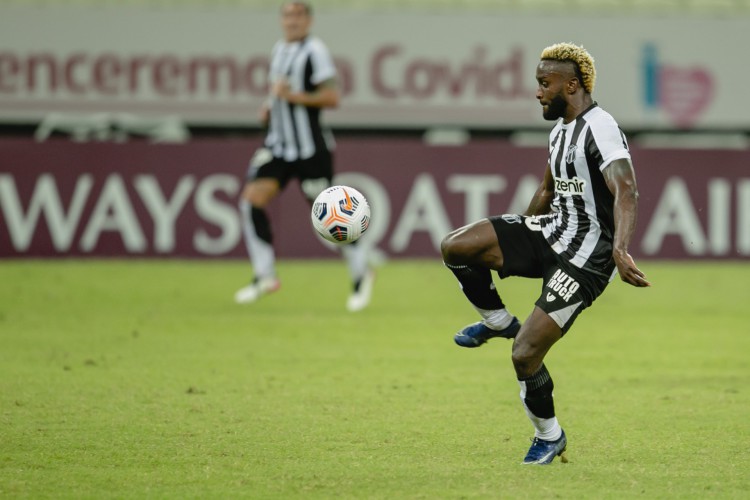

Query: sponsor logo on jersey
left=565, top=144, right=578, bottom=163
left=545, top=269, right=580, bottom=302
left=554, top=176, right=587, bottom=196
left=501, top=214, right=523, bottom=224
left=546, top=293, right=556, bottom=302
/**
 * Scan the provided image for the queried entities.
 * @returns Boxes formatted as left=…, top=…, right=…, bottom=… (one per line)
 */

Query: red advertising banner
left=0, top=138, right=748, bottom=260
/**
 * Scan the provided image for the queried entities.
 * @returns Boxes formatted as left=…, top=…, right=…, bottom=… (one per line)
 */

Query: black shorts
left=489, top=214, right=610, bottom=334
left=246, top=147, right=333, bottom=202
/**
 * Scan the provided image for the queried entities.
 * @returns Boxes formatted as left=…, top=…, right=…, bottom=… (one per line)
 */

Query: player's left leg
left=300, top=152, right=374, bottom=312
left=341, top=241, right=375, bottom=312
left=441, top=218, right=522, bottom=346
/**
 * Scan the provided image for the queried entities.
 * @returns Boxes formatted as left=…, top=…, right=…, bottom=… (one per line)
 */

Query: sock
left=239, top=199, right=276, bottom=280
left=445, top=263, right=512, bottom=328
left=518, top=364, right=562, bottom=441
left=476, top=306, right=513, bottom=330
left=342, top=240, right=369, bottom=290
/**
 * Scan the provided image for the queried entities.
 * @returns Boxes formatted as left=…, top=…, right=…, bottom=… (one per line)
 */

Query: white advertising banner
left=0, top=6, right=747, bottom=130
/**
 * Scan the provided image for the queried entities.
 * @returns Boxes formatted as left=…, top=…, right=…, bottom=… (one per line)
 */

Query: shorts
left=246, top=147, right=333, bottom=202
left=489, top=214, right=610, bottom=334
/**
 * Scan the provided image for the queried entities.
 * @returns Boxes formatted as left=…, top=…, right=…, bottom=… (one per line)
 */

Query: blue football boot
left=454, top=317, right=521, bottom=348
left=522, top=429, right=568, bottom=465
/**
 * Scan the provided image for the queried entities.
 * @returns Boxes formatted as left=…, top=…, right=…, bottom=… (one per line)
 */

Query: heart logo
left=658, top=66, right=713, bottom=128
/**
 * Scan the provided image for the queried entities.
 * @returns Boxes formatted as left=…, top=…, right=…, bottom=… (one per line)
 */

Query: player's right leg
left=513, top=322, right=567, bottom=466
left=512, top=307, right=567, bottom=464
left=300, top=153, right=375, bottom=312
left=341, top=242, right=375, bottom=312
left=514, top=260, right=609, bottom=463
left=235, top=150, right=285, bottom=304
left=441, top=218, right=519, bottom=346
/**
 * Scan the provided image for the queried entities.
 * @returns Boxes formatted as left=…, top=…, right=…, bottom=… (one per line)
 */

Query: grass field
left=1, top=259, right=748, bottom=499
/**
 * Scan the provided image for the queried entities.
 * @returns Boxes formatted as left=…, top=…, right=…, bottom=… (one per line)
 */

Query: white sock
left=518, top=380, right=562, bottom=441
left=475, top=306, right=513, bottom=330
left=529, top=416, right=562, bottom=441
left=342, top=242, right=369, bottom=285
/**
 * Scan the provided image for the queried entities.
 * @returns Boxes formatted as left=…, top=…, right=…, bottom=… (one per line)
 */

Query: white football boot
left=346, top=270, right=375, bottom=312
left=234, top=276, right=281, bottom=304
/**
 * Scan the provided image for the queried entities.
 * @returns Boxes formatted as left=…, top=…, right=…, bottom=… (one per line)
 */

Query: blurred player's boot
left=522, top=429, right=568, bottom=465
left=454, top=317, right=520, bottom=347
left=234, top=277, right=281, bottom=304
left=346, top=269, right=375, bottom=312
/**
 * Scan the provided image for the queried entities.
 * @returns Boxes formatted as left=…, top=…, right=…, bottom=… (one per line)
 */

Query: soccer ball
left=311, top=185, right=370, bottom=244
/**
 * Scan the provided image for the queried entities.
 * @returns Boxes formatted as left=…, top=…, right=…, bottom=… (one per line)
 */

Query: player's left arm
left=604, top=158, right=651, bottom=287
left=271, top=77, right=339, bottom=108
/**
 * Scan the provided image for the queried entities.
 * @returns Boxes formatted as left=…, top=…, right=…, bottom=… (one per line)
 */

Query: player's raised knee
left=440, top=231, right=465, bottom=264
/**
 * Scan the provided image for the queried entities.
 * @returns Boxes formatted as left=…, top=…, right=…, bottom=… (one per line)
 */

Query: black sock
left=445, top=263, right=504, bottom=310
left=250, top=205, right=273, bottom=244
left=520, top=364, right=555, bottom=419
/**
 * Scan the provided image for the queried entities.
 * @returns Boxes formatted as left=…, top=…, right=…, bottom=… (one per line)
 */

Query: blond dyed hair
left=540, top=42, right=596, bottom=94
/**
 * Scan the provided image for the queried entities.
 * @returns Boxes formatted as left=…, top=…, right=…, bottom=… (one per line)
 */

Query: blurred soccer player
left=235, top=1, right=374, bottom=311
left=441, top=43, right=651, bottom=464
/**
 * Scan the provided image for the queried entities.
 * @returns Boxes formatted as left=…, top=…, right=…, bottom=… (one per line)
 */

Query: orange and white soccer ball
left=310, top=185, right=370, bottom=244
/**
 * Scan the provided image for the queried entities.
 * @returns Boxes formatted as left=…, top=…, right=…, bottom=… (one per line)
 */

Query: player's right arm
left=260, top=41, right=282, bottom=128
left=271, top=77, right=339, bottom=109
left=258, top=100, right=271, bottom=127
left=524, top=163, right=554, bottom=216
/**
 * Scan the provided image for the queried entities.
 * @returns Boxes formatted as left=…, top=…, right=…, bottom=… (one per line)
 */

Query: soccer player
left=235, top=1, right=374, bottom=311
left=440, top=43, right=651, bottom=465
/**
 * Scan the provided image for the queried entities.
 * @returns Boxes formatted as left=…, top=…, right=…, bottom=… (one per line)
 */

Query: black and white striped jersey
left=538, top=103, right=631, bottom=278
left=265, top=36, right=336, bottom=161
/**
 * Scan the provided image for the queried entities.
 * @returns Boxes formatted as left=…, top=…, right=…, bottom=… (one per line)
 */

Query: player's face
left=536, top=61, right=569, bottom=121
left=281, top=3, right=311, bottom=42
left=544, top=94, right=568, bottom=121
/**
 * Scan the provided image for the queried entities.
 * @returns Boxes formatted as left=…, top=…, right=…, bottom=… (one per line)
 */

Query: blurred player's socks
left=342, top=241, right=374, bottom=312
left=518, top=364, right=561, bottom=441
left=342, top=241, right=370, bottom=287
left=445, top=263, right=513, bottom=329
left=239, top=200, right=276, bottom=279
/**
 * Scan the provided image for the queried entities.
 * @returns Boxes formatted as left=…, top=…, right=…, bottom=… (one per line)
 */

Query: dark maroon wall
left=1, top=138, right=748, bottom=259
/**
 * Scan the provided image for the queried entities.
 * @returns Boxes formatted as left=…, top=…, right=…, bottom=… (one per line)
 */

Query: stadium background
left=2, top=2, right=750, bottom=499
left=1, top=0, right=748, bottom=261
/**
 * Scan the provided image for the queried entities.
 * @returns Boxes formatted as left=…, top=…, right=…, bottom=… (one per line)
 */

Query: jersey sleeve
left=587, top=112, right=631, bottom=172
left=268, top=41, right=283, bottom=81
left=308, top=38, right=337, bottom=85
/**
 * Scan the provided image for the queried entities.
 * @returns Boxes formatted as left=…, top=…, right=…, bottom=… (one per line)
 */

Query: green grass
left=1, top=259, right=748, bottom=499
